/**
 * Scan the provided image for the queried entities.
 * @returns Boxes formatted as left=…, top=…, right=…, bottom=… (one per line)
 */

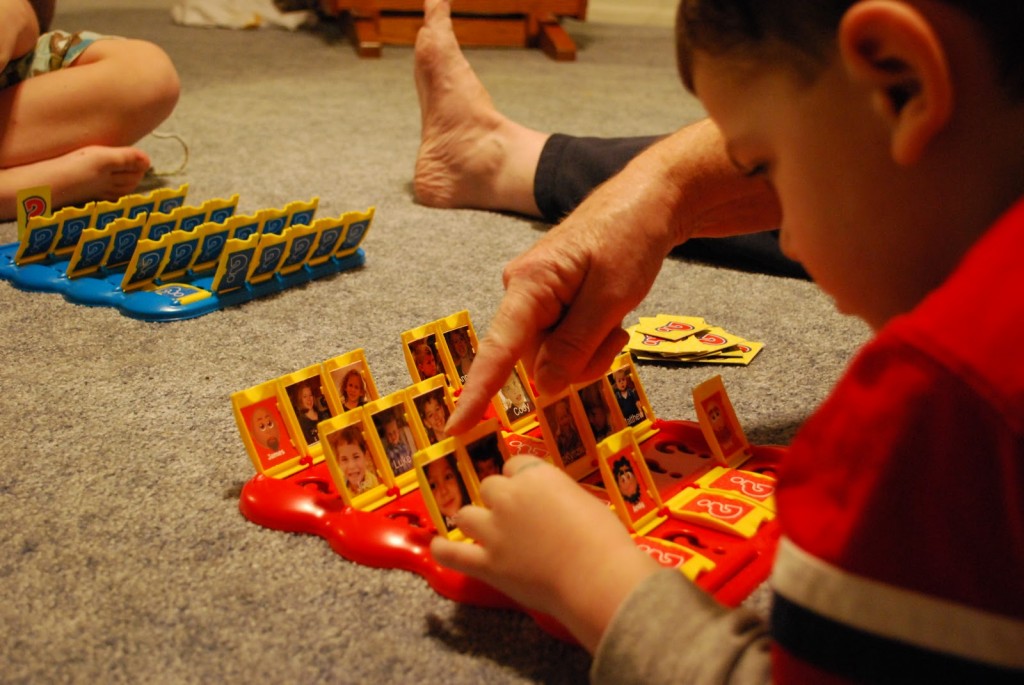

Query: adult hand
left=446, top=119, right=780, bottom=434
left=430, top=456, right=660, bottom=652
left=446, top=165, right=680, bottom=433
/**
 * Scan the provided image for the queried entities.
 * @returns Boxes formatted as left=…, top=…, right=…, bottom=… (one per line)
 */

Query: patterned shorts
left=0, top=30, right=115, bottom=90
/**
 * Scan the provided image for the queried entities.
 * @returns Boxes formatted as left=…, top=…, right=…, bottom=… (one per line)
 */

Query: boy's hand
left=430, top=456, right=661, bottom=652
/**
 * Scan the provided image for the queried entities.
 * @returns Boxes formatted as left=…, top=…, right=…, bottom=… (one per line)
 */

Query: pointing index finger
left=446, top=278, right=562, bottom=435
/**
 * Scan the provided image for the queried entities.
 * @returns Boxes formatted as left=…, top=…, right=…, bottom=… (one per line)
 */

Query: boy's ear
left=838, top=1, right=952, bottom=165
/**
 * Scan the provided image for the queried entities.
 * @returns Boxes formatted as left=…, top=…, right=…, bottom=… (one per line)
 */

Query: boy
left=0, top=0, right=180, bottom=219
left=434, top=1, right=1024, bottom=683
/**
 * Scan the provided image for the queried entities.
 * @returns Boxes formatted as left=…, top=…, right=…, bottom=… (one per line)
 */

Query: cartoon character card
left=596, top=430, right=665, bottom=535
left=232, top=379, right=304, bottom=478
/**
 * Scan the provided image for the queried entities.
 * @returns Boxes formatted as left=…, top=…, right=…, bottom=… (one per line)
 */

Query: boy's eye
left=744, top=161, right=769, bottom=178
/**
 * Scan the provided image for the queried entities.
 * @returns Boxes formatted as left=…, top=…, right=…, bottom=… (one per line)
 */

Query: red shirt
left=773, top=197, right=1024, bottom=682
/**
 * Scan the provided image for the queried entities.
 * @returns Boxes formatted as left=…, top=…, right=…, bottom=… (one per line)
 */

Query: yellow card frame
left=121, top=233, right=172, bottom=291
left=102, top=214, right=148, bottom=269
left=245, top=230, right=291, bottom=285
left=155, top=226, right=203, bottom=282
left=574, top=376, right=626, bottom=446
left=435, top=310, right=479, bottom=390
left=232, top=379, right=306, bottom=478
left=402, top=323, right=456, bottom=386
left=322, top=349, right=380, bottom=416
left=257, top=207, right=289, bottom=236
left=335, top=207, right=375, bottom=258
left=49, top=203, right=96, bottom=258
left=121, top=183, right=189, bottom=221
left=407, top=375, right=455, bottom=447
left=320, top=408, right=394, bottom=511
left=692, top=375, right=752, bottom=467
left=210, top=233, right=259, bottom=294
left=278, top=363, right=335, bottom=459
left=364, top=389, right=425, bottom=494
left=605, top=353, right=657, bottom=443
left=15, top=212, right=61, bottom=265
left=305, top=216, right=346, bottom=267
left=276, top=223, right=320, bottom=276
left=491, top=361, right=539, bottom=433
left=596, top=430, right=665, bottom=535
left=16, top=185, right=51, bottom=242
left=457, top=417, right=510, bottom=488
left=188, top=220, right=233, bottom=274
left=283, top=197, right=319, bottom=227
left=221, top=213, right=262, bottom=243
left=536, top=388, right=597, bottom=481
left=65, top=226, right=114, bottom=278
left=414, top=438, right=477, bottom=541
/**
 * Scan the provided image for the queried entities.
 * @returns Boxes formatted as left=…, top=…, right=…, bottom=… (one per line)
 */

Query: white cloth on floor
left=170, top=0, right=314, bottom=30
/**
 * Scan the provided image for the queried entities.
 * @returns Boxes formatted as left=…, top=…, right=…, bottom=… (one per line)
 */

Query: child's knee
left=123, top=40, right=181, bottom=119
left=87, top=38, right=180, bottom=123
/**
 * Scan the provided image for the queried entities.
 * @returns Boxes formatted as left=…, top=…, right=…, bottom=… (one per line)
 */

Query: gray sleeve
left=590, top=569, right=773, bottom=685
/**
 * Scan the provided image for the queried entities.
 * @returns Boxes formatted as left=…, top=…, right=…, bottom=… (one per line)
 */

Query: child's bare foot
left=0, top=145, right=151, bottom=220
left=413, top=0, right=546, bottom=216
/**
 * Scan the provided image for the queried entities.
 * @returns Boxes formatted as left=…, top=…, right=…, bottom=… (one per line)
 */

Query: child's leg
left=0, top=36, right=179, bottom=166
left=0, top=33, right=180, bottom=219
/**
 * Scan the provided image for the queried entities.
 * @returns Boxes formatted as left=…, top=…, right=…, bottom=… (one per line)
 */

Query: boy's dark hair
left=675, top=1, right=1024, bottom=100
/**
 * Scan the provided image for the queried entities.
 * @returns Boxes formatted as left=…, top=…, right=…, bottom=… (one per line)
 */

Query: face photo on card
left=576, top=378, right=622, bottom=443
left=435, top=310, right=480, bottom=388
left=282, top=367, right=333, bottom=449
left=407, top=376, right=454, bottom=447
left=416, top=446, right=473, bottom=540
left=321, top=411, right=389, bottom=508
left=322, top=350, right=379, bottom=416
left=370, top=404, right=418, bottom=478
left=495, top=363, right=537, bottom=430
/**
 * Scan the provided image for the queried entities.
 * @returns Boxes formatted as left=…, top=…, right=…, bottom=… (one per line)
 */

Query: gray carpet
left=0, top=2, right=870, bottom=682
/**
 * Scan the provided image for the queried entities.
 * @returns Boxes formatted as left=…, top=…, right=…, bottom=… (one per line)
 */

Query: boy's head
left=675, top=2, right=1023, bottom=97
left=675, top=1, right=1024, bottom=330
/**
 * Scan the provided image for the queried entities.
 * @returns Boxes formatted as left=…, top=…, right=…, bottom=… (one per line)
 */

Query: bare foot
left=413, top=0, right=547, bottom=216
left=0, top=145, right=151, bottom=220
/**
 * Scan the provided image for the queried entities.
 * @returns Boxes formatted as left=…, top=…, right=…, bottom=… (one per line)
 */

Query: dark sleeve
left=534, top=134, right=663, bottom=223
left=591, top=569, right=773, bottom=685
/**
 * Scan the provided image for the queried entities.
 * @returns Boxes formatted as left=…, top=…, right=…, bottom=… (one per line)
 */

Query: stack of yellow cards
left=625, top=314, right=764, bottom=365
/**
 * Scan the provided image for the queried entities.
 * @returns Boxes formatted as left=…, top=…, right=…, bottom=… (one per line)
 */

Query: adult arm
left=447, top=118, right=780, bottom=433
